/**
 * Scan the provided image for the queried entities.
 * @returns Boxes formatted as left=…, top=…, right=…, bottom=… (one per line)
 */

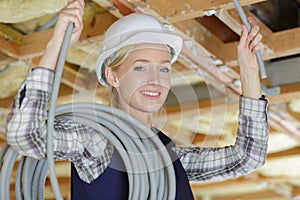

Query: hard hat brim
left=96, top=31, right=183, bottom=86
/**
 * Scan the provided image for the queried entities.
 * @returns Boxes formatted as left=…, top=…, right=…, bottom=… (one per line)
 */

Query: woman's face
left=115, top=44, right=172, bottom=114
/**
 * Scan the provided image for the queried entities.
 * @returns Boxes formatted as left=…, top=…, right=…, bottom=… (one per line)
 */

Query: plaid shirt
left=6, top=68, right=269, bottom=184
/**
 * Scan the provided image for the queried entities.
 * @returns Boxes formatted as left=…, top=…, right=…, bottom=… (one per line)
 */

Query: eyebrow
left=133, top=59, right=171, bottom=65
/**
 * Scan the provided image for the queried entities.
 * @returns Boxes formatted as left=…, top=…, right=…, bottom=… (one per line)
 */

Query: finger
left=247, top=17, right=257, bottom=26
left=252, top=42, right=263, bottom=53
left=58, top=12, right=82, bottom=32
left=63, top=1, right=84, bottom=17
left=247, top=25, right=260, bottom=43
left=239, top=25, right=248, bottom=47
left=60, top=7, right=84, bottom=21
left=78, top=0, right=85, bottom=8
left=68, top=0, right=85, bottom=4
left=59, top=1, right=84, bottom=31
left=249, top=33, right=262, bottom=50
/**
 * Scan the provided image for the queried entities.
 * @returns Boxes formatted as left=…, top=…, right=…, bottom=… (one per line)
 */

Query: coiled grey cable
left=45, top=19, right=177, bottom=199
left=0, top=20, right=177, bottom=200
left=0, top=148, right=18, bottom=200
left=23, top=157, right=34, bottom=200
left=31, top=160, right=46, bottom=199
left=55, top=102, right=176, bottom=199
left=46, top=22, right=73, bottom=200
left=15, top=156, right=25, bottom=200
left=37, top=160, right=48, bottom=200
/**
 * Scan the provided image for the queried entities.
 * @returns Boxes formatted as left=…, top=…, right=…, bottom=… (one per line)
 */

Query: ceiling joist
left=144, top=0, right=267, bottom=23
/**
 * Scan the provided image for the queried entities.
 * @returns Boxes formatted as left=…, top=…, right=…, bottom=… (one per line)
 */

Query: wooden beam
left=271, top=27, right=300, bottom=60
left=196, top=15, right=240, bottom=43
left=269, top=91, right=300, bottom=105
left=144, top=0, right=267, bottom=23
left=191, top=177, right=300, bottom=200
left=19, top=12, right=118, bottom=60
left=215, top=8, right=273, bottom=49
left=92, top=0, right=124, bottom=18
left=0, top=96, right=14, bottom=109
left=269, top=105, right=300, bottom=140
left=268, top=146, right=300, bottom=159
left=223, top=27, right=300, bottom=66
left=0, top=23, right=23, bottom=45
left=132, top=0, right=216, bottom=60
left=80, top=12, right=118, bottom=39
left=20, top=28, right=54, bottom=59
left=174, top=18, right=226, bottom=61
left=212, top=189, right=287, bottom=200
left=0, top=37, right=20, bottom=58
left=61, top=63, right=96, bottom=92
left=167, top=85, right=300, bottom=120
left=0, top=52, right=16, bottom=65
left=179, top=45, right=242, bottom=101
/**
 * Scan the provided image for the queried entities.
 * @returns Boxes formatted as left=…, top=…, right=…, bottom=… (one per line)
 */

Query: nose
left=147, top=67, right=160, bottom=85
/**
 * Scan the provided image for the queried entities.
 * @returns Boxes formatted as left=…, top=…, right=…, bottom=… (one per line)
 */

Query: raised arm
left=39, top=0, right=84, bottom=71
left=238, top=17, right=263, bottom=99
left=174, top=96, right=268, bottom=181
left=173, top=18, right=269, bottom=182
left=5, top=0, right=112, bottom=183
left=6, top=0, right=85, bottom=159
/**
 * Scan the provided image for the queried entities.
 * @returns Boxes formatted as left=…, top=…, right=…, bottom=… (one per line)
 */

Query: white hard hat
left=96, top=13, right=183, bottom=86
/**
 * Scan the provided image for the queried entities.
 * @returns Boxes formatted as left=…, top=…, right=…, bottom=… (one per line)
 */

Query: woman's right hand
left=52, top=0, right=85, bottom=47
left=38, top=0, right=85, bottom=70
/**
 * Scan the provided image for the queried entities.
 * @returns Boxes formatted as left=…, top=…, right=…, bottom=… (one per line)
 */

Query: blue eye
left=160, top=67, right=170, bottom=73
left=134, top=66, right=145, bottom=71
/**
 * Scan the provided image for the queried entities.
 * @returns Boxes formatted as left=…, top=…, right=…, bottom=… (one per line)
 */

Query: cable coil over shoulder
left=0, top=22, right=177, bottom=200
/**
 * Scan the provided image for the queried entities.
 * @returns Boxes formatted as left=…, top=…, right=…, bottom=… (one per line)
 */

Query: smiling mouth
left=140, top=91, right=161, bottom=97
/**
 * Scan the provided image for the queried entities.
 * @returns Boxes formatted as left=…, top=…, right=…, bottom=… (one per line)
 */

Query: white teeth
left=141, top=91, right=159, bottom=97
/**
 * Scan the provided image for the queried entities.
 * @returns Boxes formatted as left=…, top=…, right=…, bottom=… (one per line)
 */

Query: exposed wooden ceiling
left=1, top=0, right=300, bottom=199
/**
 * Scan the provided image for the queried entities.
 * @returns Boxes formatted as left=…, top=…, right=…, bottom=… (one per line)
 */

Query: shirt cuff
left=26, top=67, right=54, bottom=92
left=239, top=95, right=268, bottom=119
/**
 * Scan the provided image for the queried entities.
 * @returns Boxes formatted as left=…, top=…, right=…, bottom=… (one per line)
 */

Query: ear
left=105, top=67, right=119, bottom=88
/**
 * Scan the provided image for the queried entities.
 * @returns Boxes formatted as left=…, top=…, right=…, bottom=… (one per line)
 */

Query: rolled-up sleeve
left=173, top=96, right=269, bottom=182
left=6, top=67, right=113, bottom=183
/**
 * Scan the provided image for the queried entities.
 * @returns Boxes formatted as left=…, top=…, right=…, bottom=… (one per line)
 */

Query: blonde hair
left=103, top=45, right=136, bottom=107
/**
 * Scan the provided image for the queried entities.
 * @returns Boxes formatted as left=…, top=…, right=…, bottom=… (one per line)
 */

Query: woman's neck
left=117, top=104, right=152, bottom=127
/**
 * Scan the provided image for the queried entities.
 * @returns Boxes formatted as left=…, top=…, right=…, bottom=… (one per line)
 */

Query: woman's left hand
left=237, top=17, right=263, bottom=99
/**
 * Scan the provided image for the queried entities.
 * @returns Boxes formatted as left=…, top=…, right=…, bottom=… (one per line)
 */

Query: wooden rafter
left=191, top=176, right=300, bottom=199
left=217, top=11, right=300, bottom=65
left=143, top=0, right=267, bottom=23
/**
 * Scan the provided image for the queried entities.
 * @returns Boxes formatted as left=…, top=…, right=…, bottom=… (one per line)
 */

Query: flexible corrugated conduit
left=0, top=21, right=176, bottom=200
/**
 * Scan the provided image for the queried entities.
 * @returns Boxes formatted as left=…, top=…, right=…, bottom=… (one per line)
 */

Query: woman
left=6, top=0, right=269, bottom=199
